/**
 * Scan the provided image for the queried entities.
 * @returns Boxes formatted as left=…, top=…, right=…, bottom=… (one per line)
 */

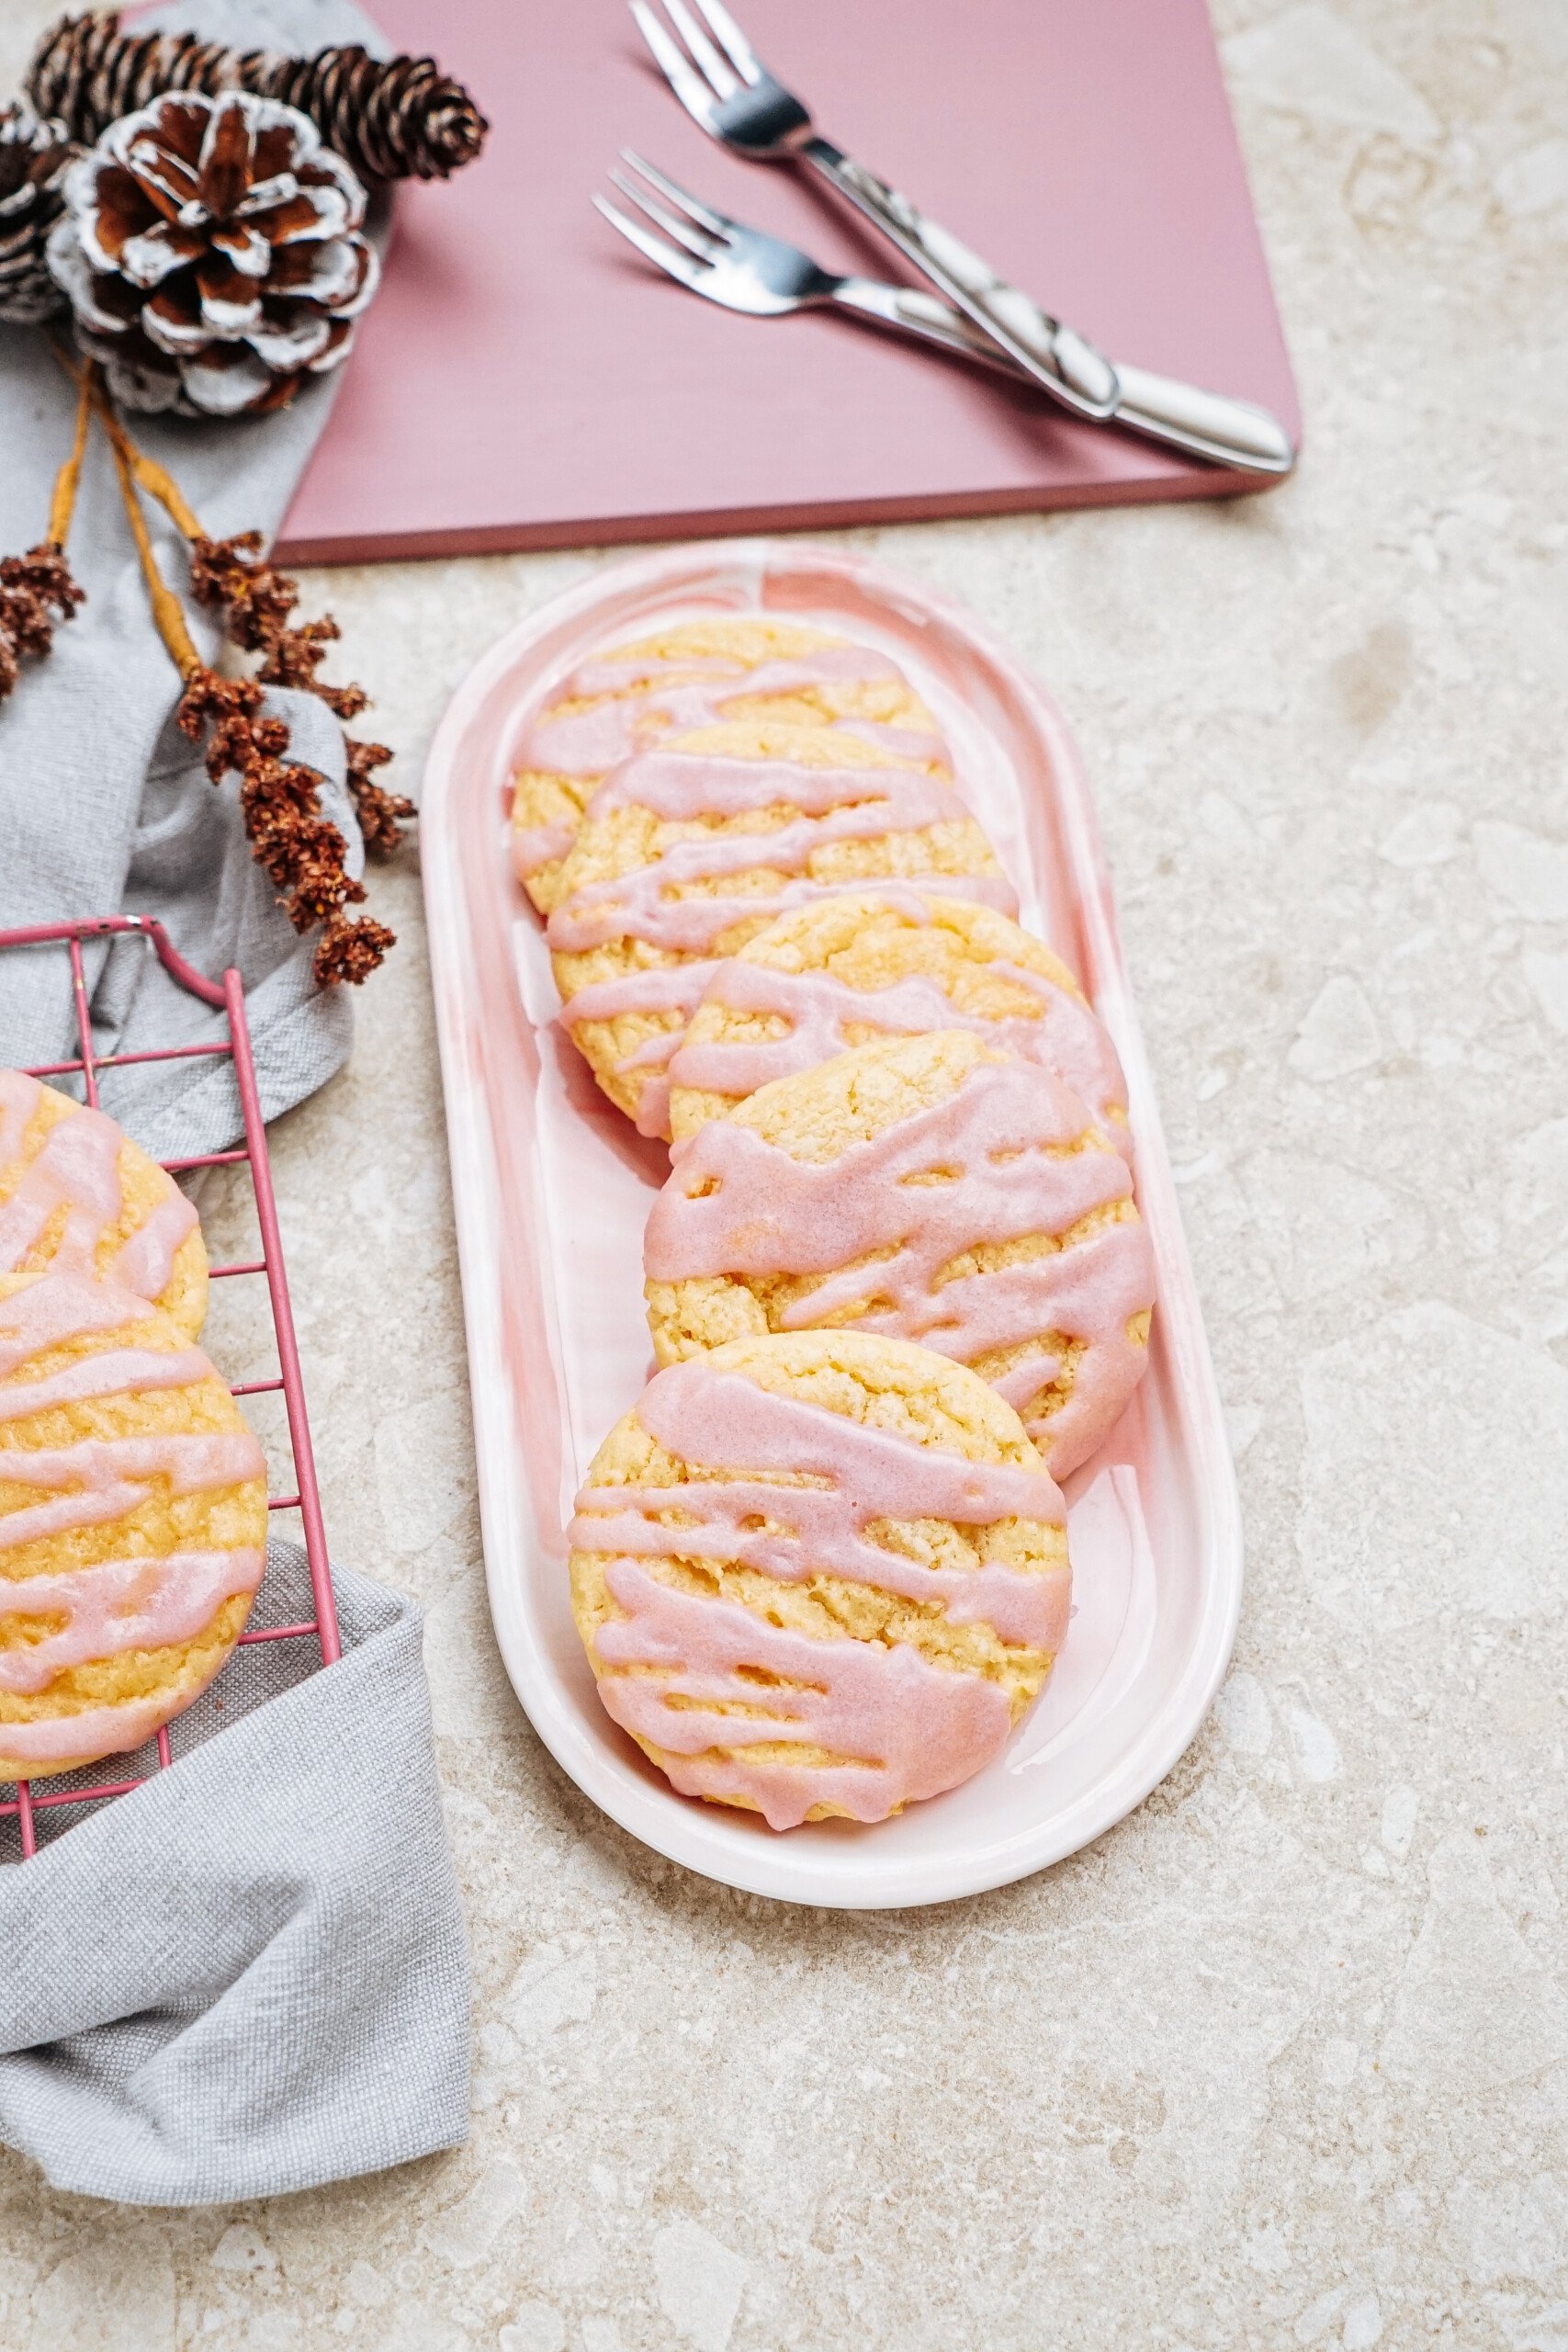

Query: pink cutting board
left=277, top=0, right=1299, bottom=564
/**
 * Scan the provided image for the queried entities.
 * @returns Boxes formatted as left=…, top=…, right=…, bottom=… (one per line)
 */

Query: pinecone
left=0, top=100, right=76, bottom=324
left=262, top=46, right=486, bottom=186
left=46, top=89, right=379, bottom=417
left=28, top=11, right=488, bottom=186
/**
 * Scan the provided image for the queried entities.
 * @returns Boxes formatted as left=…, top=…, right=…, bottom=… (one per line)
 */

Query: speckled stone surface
left=4, top=2, right=1567, bottom=2344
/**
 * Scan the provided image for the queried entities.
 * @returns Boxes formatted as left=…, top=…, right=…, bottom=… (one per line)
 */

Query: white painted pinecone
left=47, top=87, right=379, bottom=417
left=0, top=100, right=75, bottom=324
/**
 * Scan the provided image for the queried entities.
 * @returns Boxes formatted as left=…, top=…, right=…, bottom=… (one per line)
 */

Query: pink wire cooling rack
left=0, top=913, right=340, bottom=1858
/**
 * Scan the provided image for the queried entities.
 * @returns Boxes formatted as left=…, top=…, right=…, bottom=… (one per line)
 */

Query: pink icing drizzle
left=512, top=818, right=579, bottom=877
left=112, top=1192, right=201, bottom=1299
left=0, top=1546, right=265, bottom=1692
left=558, top=960, right=718, bottom=1037
left=1, top=1270, right=262, bottom=1537
left=0, top=1264, right=170, bottom=1374
left=558, top=898, right=1047, bottom=1143
left=545, top=749, right=1016, bottom=1135
left=0, top=1346, right=215, bottom=1424
left=594, top=1561, right=1013, bottom=1831
left=0, top=1435, right=262, bottom=1549
left=583, top=750, right=952, bottom=824
left=0, top=1069, right=197, bottom=1303
left=0, top=1267, right=265, bottom=1756
left=646, top=1057, right=1156, bottom=1476
left=667, top=941, right=1131, bottom=1157
left=519, top=644, right=946, bottom=778
left=0, top=1690, right=209, bottom=1767
left=547, top=755, right=1015, bottom=961
left=550, top=961, right=722, bottom=1138
left=571, top=1360, right=1066, bottom=1829
left=512, top=641, right=951, bottom=888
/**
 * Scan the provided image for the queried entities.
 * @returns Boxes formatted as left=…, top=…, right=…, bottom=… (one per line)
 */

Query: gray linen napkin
left=0, top=0, right=474, bottom=2204
left=0, top=1544, right=470, bottom=2207
left=0, top=0, right=394, bottom=1155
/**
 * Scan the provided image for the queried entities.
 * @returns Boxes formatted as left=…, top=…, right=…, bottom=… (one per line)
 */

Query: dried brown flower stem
left=55, top=341, right=415, bottom=875
left=34, top=347, right=398, bottom=981
left=96, top=382, right=392, bottom=984
left=48, top=335, right=201, bottom=544
left=104, top=401, right=200, bottom=679
left=46, top=356, right=93, bottom=547
left=92, top=396, right=204, bottom=540
left=184, top=534, right=413, bottom=863
left=51, top=345, right=414, bottom=865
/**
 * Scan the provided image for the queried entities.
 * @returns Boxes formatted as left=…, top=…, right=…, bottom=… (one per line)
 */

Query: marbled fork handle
left=804, top=140, right=1122, bottom=422
left=835, top=282, right=1295, bottom=475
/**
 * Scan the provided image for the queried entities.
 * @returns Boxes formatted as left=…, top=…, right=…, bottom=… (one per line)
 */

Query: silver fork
left=597, top=154, right=1296, bottom=476
left=627, top=0, right=1295, bottom=472
left=627, top=0, right=1122, bottom=422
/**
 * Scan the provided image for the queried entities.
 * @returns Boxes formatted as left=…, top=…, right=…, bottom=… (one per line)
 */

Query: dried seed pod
left=344, top=737, right=414, bottom=861
left=172, top=665, right=393, bottom=982
left=313, top=914, right=396, bottom=987
left=0, top=542, right=85, bottom=703
left=188, top=530, right=299, bottom=649
left=187, top=535, right=415, bottom=861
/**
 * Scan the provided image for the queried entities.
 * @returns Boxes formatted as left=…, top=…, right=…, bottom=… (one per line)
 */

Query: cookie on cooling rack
left=666, top=888, right=1131, bottom=1154
left=0, top=1068, right=207, bottom=1339
left=569, top=1329, right=1067, bottom=1829
left=0, top=1266, right=267, bottom=1781
left=511, top=616, right=949, bottom=915
left=545, top=718, right=1015, bottom=1140
left=646, top=1029, right=1156, bottom=1478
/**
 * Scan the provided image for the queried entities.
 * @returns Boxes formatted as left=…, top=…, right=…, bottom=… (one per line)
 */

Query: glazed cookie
left=546, top=721, right=1016, bottom=1139
left=0, top=1265, right=267, bottom=1781
left=647, top=1030, right=1156, bottom=1477
left=511, top=617, right=949, bottom=914
left=666, top=889, right=1131, bottom=1155
left=0, top=1069, right=207, bottom=1338
left=569, top=1329, right=1068, bottom=1828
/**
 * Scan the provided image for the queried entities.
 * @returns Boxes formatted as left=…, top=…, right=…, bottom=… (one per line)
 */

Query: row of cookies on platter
left=511, top=617, right=1157, bottom=1832
left=0, top=1070, right=267, bottom=1785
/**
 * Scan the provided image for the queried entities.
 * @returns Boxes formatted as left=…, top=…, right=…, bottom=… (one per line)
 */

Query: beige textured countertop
left=4, top=2, right=1567, bottom=2345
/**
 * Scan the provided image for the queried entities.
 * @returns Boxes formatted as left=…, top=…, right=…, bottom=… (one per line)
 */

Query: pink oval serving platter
left=421, top=539, right=1242, bottom=1909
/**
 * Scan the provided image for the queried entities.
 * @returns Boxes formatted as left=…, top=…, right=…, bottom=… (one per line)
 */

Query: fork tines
left=629, top=0, right=770, bottom=136
left=595, top=152, right=732, bottom=284
left=616, top=149, right=729, bottom=242
left=633, top=0, right=761, bottom=98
